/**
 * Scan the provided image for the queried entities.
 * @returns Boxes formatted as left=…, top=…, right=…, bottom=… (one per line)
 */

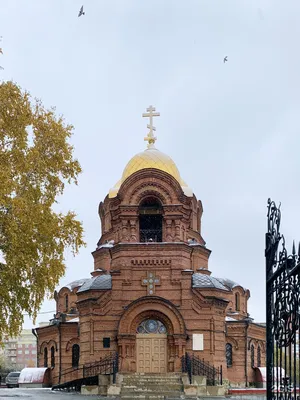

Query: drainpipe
left=245, top=319, right=249, bottom=387
left=58, top=322, right=62, bottom=384
left=32, top=329, right=38, bottom=368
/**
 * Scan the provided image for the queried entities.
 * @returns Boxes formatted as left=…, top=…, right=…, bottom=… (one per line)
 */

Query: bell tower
left=95, top=105, right=207, bottom=274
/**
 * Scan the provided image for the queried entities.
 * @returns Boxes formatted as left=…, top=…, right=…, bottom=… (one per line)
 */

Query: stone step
left=123, top=372, right=182, bottom=378
left=123, top=380, right=182, bottom=385
left=122, top=375, right=181, bottom=380
left=123, top=381, right=182, bottom=387
left=122, top=382, right=182, bottom=385
left=123, top=378, right=182, bottom=383
left=121, top=393, right=182, bottom=398
left=122, top=384, right=182, bottom=391
left=125, top=373, right=182, bottom=376
left=121, top=386, right=182, bottom=392
left=123, top=376, right=181, bottom=381
left=122, top=385, right=183, bottom=392
left=120, top=392, right=182, bottom=399
left=121, top=386, right=182, bottom=390
left=121, top=396, right=165, bottom=399
left=165, top=398, right=194, bottom=400
left=165, top=398, right=186, bottom=400
left=120, top=373, right=184, bottom=399
left=121, top=386, right=183, bottom=392
left=123, top=376, right=181, bottom=380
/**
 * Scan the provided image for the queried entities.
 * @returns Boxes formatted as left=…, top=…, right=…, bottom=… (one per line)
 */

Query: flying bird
left=78, top=5, right=85, bottom=17
left=223, top=56, right=228, bottom=63
left=258, top=8, right=264, bottom=20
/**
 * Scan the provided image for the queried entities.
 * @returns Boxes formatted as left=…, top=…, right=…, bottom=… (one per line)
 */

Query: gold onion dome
left=108, top=106, right=193, bottom=198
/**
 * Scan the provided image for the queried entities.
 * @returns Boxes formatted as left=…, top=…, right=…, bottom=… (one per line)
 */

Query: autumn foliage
left=0, top=81, right=85, bottom=342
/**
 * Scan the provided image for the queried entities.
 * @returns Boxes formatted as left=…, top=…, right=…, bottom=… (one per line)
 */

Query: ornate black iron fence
left=266, top=199, right=300, bottom=400
left=83, top=352, right=119, bottom=384
left=181, top=353, right=222, bottom=385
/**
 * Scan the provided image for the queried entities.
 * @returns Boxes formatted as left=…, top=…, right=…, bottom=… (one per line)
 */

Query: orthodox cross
left=142, top=105, right=160, bottom=147
left=141, top=271, right=161, bottom=295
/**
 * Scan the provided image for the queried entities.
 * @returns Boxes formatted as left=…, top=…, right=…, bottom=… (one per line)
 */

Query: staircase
left=120, top=373, right=184, bottom=399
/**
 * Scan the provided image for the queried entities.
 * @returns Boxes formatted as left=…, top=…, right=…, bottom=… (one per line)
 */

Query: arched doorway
left=139, top=197, right=162, bottom=242
left=136, top=319, right=167, bottom=373
left=117, top=296, right=187, bottom=373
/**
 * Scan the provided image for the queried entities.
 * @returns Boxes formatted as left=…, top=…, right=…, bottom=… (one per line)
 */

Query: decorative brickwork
left=36, top=150, right=265, bottom=387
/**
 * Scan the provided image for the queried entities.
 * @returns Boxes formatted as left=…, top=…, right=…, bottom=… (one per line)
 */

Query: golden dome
left=122, top=147, right=181, bottom=183
left=109, top=145, right=192, bottom=198
left=109, top=105, right=193, bottom=198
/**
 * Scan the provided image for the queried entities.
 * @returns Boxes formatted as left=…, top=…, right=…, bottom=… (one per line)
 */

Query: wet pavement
left=0, top=388, right=263, bottom=400
left=0, top=388, right=119, bottom=400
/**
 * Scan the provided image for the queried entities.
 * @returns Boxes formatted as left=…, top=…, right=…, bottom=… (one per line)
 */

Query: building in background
left=16, top=329, right=37, bottom=369
left=0, top=329, right=37, bottom=370
left=0, top=339, right=17, bottom=370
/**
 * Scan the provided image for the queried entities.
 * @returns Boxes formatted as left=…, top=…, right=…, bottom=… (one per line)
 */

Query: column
left=175, top=220, right=181, bottom=241
left=130, top=219, right=137, bottom=242
left=121, top=220, right=129, bottom=242
left=165, top=219, right=173, bottom=241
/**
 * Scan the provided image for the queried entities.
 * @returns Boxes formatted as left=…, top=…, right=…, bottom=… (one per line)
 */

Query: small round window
left=136, top=319, right=167, bottom=334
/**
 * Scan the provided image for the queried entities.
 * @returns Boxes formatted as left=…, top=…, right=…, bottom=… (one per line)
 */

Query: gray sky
left=1, top=0, right=300, bottom=328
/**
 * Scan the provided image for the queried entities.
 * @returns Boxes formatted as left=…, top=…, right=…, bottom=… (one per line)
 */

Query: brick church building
left=35, top=106, right=266, bottom=387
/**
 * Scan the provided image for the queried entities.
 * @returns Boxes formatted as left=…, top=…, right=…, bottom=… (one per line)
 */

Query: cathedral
left=35, top=106, right=266, bottom=389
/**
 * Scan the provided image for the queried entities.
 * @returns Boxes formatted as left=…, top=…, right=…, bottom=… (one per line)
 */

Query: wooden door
left=136, top=334, right=167, bottom=373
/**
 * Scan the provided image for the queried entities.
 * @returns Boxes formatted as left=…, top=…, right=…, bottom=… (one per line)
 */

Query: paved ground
left=0, top=388, right=119, bottom=400
left=0, top=388, right=253, bottom=400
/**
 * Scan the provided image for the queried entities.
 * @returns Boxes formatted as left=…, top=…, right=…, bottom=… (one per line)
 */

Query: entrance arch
left=117, top=296, right=187, bottom=373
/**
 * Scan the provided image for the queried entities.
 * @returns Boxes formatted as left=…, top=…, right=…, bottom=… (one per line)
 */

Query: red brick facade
left=36, top=158, right=266, bottom=387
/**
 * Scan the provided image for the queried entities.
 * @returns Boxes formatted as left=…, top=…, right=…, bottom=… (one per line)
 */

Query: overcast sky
left=1, top=0, right=300, bottom=328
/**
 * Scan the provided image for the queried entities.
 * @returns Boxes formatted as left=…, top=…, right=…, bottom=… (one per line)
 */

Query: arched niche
left=118, top=296, right=186, bottom=336
left=139, top=196, right=163, bottom=243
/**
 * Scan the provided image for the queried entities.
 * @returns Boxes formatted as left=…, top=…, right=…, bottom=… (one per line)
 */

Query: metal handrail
left=52, top=365, right=82, bottom=382
left=83, top=352, right=119, bottom=384
left=52, top=352, right=119, bottom=388
left=181, top=353, right=222, bottom=385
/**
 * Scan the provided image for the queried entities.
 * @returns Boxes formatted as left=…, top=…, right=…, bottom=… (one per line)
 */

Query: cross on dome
left=142, top=105, right=160, bottom=148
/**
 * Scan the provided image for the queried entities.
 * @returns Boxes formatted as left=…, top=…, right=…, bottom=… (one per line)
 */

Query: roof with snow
left=67, top=317, right=79, bottom=322
left=61, top=278, right=89, bottom=291
left=225, top=316, right=239, bottom=321
left=254, top=367, right=285, bottom=382
left=97, top=242, right=114, bottom=249
left=192, top=273, right=229, bottom=291
left=215, top=277, right=247, bottom=291
left=77, top=274, right=112, bottom=293
left=19, top=368, right=49, bottom=384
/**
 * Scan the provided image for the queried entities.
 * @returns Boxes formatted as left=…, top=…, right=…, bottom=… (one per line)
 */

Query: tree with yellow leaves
left=0, top=81, right=85, bottom=342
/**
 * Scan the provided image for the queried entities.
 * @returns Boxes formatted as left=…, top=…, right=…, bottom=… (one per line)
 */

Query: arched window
left=43, top=348, right=48, bottom=367
left=251, top=344, right=255, bottom=368
left=139, top=197, right=162, bottom=242
left=226, top=343, right=233, bottom=367
left=257, top=346, right=261, bottom=367
left=235, top=293, right=240, bottom=311
left=72, top=344, right=80, bottom=368
left=51, top=346, right=55, bottom=368
left=65, top=294, right=69, bottom=312
left=136, top=319, right=167, bottom=334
